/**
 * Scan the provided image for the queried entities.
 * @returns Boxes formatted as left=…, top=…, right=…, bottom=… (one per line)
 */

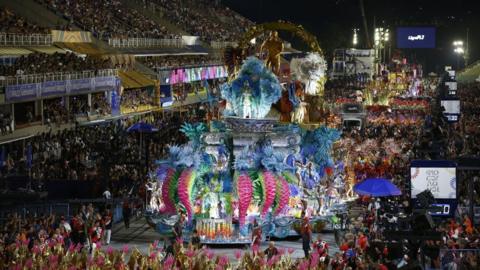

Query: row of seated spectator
left=120, top=88, right=155, bottom=113
left=138, top=55, right=223, bottom=71
left=0, top=7, right=49, bottom=34
left=139, top=0, right=253, bottom=42
left=0, top=52, right=112, bottom=76
left=36, top=0, right=177, bottom=40
left=0, top=103, right=212, bottom=196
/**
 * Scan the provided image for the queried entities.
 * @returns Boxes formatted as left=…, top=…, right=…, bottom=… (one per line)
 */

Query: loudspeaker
left=412, top=211, right=434, bottom=231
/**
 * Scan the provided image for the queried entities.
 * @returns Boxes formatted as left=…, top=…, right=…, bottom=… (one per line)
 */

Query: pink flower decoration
left=48, top=240, right=56, bottom=248
left=32, top=245, right=41, bottom=255
left=185, top=249, right=195, bottom=258
left=153, top=240, right=159, bottom=249
left=237, top=173, right=253, bottom=227
left=260, top=171, right=276, bottom=216
left=87, top=257, right=94, bottom=267
left=122, top=244, right=129, bottom=254
left=234, top=250, right=242, bottom=260
left=298, top=262, right=306, bottom=270
left=48, top=254, right=59, bottom=264
left=96, top=242, right=102, bottom=250
left=164, top=255, right=175, bottom=268
left=96, top=256, right=105, bottom=267
left=218, top=255, right=229, bottom=266
left=176, top=238, right=183, bottom=246
left=215, top=266, right=223, bottom=270
left=106, top=246, right=114, bottom=255
left=25, top=258, right=33, bottom=268
left=206, top=250, right=214, bottom=260
left=22, top=239, right=30, bottom=247
left=149, top=252, right=157, bottom=260
left=287, top=247, right=294, bottom=254
left=278, top=248, right=285, bottom=256
left=267, top=258, right=275, bottom=267
left=75, top=243, right=83, bottom=252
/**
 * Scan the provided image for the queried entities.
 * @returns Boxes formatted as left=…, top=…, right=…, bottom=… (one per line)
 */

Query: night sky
left=224, top=0, right=480, bottom=72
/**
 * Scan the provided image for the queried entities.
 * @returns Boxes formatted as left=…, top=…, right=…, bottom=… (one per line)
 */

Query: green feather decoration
left=168, top=170, right=181, bottom=206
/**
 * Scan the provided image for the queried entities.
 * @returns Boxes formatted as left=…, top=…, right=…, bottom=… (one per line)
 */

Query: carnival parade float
left=145, top=23, right=347, bottom=244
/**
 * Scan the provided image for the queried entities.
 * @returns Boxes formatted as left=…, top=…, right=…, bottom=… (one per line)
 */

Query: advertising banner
left=410, top=160, right=456, bottom=199
left=5, top=83, right=38, bottom=102
left=41, top=81, right=67, bottom=97
left=94, top=76, right=117, bottom=91
left=397, top=27, right=436, bottom=48
left=70, top=78, right=93, bottom=94
left=4, top=76, right=119, bottom=103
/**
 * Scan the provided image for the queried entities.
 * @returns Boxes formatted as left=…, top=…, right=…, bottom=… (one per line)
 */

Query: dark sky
left=224, top=0, right=480, bottom=72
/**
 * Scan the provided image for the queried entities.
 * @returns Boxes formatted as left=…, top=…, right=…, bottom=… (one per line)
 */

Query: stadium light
left=453, top=40, right=463, bottom=46
left=454, top=47, right=464, bottom=54
left=384, top=29, right=390, bottom=41
left=353, top=28, right=359, bottom=46
left=374, top=28, right=380, bottom=46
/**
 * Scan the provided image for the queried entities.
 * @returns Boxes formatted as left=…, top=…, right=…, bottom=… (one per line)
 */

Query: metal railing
left=0, top=32, right=53, bottom=46
left=108, top=37, right=184, bottom=48
left=0, top=69, right=118, bottom=87
left=210, top=41, right=238, bottom=49
left=153, top=62, right=225, bottom=72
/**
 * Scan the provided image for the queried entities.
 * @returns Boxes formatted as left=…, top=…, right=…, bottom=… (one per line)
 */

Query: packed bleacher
left=0, top=103, right=213, bottom=195
left=138, top=55, right=223, bottom=71
left=36, top=0, right=178, bottom=40
left=0, top=7, right=49, bottom=34
left=0, top=52, right=112, bottom=76
left=120, top=88, right=156, bottom=113
left=144, top=0, right=253, bottom=41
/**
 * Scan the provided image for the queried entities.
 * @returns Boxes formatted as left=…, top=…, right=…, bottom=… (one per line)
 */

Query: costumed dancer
left=301, top=216, right=312, bottom=258
left=173, top=213, right=185, bottom=242
left=251, top=219, right=262, bottom=254
left=345, top=165, right=355, bottom=199
left=260, top=31, right=284, bottom=75
left=242, top=82, right=253, bottom=119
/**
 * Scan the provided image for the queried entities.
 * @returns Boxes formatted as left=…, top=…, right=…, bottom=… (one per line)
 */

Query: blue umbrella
left=127, top=122, right=158, bottom=133
left=353, top=178, right=401, bottom=197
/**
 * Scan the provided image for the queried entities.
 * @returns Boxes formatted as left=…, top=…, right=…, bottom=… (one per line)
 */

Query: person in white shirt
left=103, top=189, right=111, bottom=200
left=59, top=216, right=72, bottom=233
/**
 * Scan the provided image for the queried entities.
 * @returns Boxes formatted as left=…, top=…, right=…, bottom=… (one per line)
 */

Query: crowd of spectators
left=139, top=55, right=222, bottom=71
left=120, top=88, right=156, bottom=113
left=143, top=0, right=253, bottom=41
left=43, top=98, right=68, bottom=127
left=0, top=103, right=212, bottom=196
left=37, top=0, right=177, bottom=40
left=0, top=52, right=112, bottom=76
left=0, top=203, right=117, bottom=264
left=0, top=113, right=13, bottom=135
left=323, top=72, right=479, bottom=269
left=91, top=93, right=112, bottom=116
left=0, top=8, right=48, bottom=34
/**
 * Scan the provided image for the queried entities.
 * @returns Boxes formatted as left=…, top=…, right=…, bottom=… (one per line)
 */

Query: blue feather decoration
left=220, top=57, right=281, bottom=119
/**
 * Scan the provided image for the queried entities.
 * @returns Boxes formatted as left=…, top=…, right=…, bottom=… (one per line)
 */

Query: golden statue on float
left=260, top=31, right=284, bottom=75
